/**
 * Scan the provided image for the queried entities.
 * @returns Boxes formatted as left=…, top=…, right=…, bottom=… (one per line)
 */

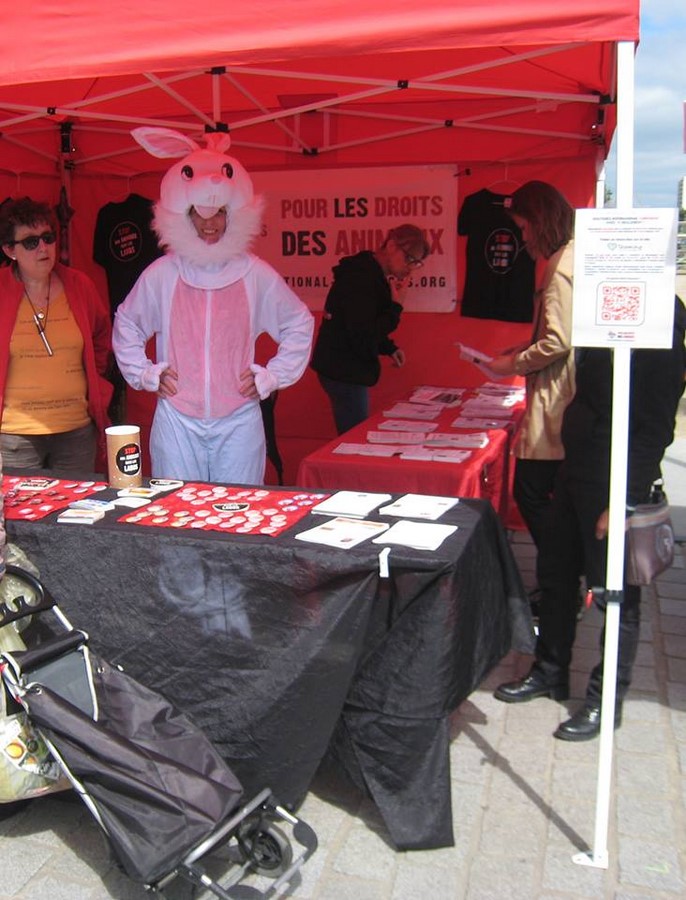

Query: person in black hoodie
left=310, top=224, right=430, bottom=434
left=495, top=295, right=686, bottom=740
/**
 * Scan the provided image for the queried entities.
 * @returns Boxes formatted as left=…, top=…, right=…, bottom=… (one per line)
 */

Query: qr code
left=597, top=283, right=645, bottom=324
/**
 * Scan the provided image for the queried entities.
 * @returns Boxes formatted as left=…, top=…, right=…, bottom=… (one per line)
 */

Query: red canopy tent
left=0, top=0, right=640, bottom=476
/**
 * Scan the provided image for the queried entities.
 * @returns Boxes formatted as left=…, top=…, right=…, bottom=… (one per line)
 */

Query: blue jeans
left=317, top=374, right=369, bottom=435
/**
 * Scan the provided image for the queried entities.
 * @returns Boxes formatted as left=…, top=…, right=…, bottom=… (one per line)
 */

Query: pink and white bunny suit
left=113, top=128, right=313, bottom=484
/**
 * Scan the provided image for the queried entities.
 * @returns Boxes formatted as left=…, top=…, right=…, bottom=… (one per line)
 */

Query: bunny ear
left=131, top=127, right=200, bottom=158
left=204, top=132, right=233, bottom=155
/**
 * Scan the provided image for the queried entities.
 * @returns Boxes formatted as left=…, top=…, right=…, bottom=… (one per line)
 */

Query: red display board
left=118, top=483, right=330, bottom=538
left=2, top=476, right=108, bottom=521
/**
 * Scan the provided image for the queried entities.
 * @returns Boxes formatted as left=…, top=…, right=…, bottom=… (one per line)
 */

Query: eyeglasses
left=9, top=231, right=57, bottom=251
left=401, top=248, right=424, bottom=269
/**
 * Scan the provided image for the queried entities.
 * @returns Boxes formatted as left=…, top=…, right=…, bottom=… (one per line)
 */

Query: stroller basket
left=0, top=566, right=317, bottom=898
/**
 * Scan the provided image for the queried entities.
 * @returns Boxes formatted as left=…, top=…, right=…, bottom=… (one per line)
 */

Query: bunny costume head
left=132, top=127, right=264, bottom=266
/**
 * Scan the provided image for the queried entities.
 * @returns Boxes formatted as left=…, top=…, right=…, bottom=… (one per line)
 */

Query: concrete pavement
left=1, top=531, right=685, bottom=900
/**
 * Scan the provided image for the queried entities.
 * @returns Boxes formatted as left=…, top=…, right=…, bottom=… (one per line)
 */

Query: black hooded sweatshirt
left=310, top=251, right=403, bottom=386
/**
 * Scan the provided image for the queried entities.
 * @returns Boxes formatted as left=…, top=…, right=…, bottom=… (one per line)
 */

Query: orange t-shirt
left=2, top=291, right=90, bottom=434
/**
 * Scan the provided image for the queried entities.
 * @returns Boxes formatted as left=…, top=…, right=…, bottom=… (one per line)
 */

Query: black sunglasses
left=9, top=231, right=57, bottom=251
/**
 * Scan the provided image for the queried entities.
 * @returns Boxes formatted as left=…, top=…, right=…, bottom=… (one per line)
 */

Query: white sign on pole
left=572, top=208, right=678, bottom=348
left=251, top=165, right=458, bottom=312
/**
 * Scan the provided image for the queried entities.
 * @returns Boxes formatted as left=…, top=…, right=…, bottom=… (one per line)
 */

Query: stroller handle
left=1, top=565, right=57, bottom=628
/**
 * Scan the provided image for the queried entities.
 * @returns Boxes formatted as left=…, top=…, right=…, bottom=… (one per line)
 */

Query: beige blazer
left=512, top=241, right=576, bottom=460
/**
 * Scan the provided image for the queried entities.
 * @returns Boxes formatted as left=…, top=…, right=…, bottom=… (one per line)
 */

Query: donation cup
left=105, top=425, right=143, bottom=489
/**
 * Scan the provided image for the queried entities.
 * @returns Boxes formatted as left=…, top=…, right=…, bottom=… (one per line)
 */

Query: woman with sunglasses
left=0, top=197, right=112, bottom=474
left=310, top=223, right=430, bottom=434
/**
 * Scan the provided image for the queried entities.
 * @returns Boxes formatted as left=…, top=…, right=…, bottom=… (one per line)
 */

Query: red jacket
left=0, top=263, right=113, bottom=462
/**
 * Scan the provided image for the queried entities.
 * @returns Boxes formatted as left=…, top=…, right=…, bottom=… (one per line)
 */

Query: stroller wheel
left=237, top=819, right=293, bottom=878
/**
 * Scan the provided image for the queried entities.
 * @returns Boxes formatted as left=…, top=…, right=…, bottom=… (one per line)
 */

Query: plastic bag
left=0, top=545, right=70, bottom=802
left=0, top=710, right=70, bottom=803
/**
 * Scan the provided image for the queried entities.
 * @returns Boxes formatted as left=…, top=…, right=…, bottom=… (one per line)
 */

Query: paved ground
left=1, top=529, right=685, bottom=900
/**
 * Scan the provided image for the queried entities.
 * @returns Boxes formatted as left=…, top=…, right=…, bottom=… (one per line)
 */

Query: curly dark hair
left=0, top=197, right=57, bottom=248
left=509, top=181, right=574, bottom=259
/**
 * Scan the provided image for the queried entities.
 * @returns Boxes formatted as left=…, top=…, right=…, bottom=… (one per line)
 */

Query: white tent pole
left=143, top=73, right=215, bottom=127
left=573, top=38, right=635, bottom=871
left=596, top=160, right=607, bottom=209
left=222, top=72, right=308, bottom=149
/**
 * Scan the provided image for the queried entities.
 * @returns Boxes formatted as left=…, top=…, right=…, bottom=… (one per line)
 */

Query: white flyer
left=451, top=416, right=511, bottom=430
left=377, top=419, right=439, bottom=432
left=409, top=386, right=465, bottom=406
left=310, top=490, right=392, bottom=518
left=425, top=432, right=489, bottom=448
left=399, top=448, right=472, bottom=463
left=295, top=517, right=390, bottom=549
left=367, top=430, right=427, bottom=444
left=382, top=402, right=442, bottom=420
left=379, top=494, right=459, bottom=520
left=333, top=442, right=401, bottom=457
left=371, top=520, right=458, bottom=551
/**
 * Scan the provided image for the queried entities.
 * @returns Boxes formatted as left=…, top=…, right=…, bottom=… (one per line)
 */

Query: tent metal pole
left=573, top=38, right=635, bottom=871
left=143, top=73, right=215, bottom=127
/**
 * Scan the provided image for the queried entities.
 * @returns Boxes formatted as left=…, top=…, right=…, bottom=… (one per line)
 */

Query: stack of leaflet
left=376, top=419, right=439, bottom=432
left=296, top=491, right=460, bottom=551
left=409, top=386, right=465, bottom=407
left=310, top=491, right=392, bottom=517
left=367, top=430, right=427, bottom=444
left=333, top=443, right=400, bottom=457
left=478, top=382, right=525, bottom=399
left=424, top=432, right=489, bottom=448
left=451, top=415, right=512, bottom=429
left=378, top=494, right=459, bottom=519
left=372, top=520, right=457, bottom=551
left=397, top=447, right=472, bottom=463
left=452, top=385, right=522, bottom=428
left=295, top=517, right=389, bottom=549
left=460, top=394, right=519, bottom=419
left=382, top=402, right=441, bottom=420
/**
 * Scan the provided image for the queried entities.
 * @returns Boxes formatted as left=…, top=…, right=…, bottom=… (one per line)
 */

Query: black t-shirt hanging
left=458, top=188, right=535, bottom=322
left=93, top=193, right=163, bottom=315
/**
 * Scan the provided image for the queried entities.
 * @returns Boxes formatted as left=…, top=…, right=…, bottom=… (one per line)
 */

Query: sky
left=607, top=0, right=686, bottom=207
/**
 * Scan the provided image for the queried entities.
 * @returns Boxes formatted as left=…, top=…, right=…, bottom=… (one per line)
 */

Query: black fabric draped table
left=5, top=476, right=533, bottom=850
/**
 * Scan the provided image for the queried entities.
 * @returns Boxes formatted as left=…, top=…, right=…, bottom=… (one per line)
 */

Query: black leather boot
left=494, top=666, right=569, bottom=703
left=553, top=702, right=623, bottom=741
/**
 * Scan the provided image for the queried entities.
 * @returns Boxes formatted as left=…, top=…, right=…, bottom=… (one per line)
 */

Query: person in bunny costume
left=113, top=127, right=313, bottom=484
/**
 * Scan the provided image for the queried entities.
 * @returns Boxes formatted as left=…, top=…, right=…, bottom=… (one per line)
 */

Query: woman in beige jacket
left=489, top=181, right=576, bottom=553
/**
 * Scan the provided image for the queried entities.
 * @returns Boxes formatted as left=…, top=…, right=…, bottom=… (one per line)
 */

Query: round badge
left=212, top=502, right=250, bottom=513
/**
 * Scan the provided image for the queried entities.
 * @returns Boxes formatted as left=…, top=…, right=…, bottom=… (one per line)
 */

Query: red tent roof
left=1, top=2, right=639, bottom=85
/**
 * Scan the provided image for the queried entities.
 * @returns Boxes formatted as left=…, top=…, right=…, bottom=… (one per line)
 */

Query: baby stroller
left=0, top=564, right=317, bottom=898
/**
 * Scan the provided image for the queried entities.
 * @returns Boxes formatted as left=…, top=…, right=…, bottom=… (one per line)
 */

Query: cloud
left=619, top=0, right=686, bottom=207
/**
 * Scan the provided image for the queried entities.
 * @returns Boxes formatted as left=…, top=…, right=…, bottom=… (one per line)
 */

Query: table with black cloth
left=6, top=477, right=533, bottom=850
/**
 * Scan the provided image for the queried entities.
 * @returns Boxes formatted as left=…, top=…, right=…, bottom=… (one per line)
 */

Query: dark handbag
left=625, top=485, right=675, bottom=586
